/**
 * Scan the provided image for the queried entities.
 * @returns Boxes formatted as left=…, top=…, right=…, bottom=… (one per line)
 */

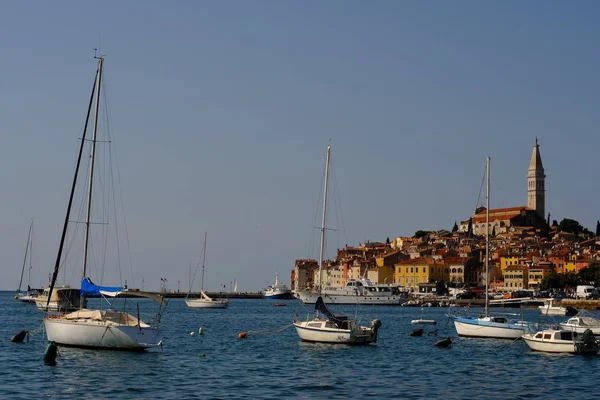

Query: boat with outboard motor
left=522, top=328, right=599, bottom=354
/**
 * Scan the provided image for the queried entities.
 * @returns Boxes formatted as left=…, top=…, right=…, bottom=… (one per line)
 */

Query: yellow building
left=563, top=261, right=578, bottom=274
left=503, top=265, right=528, bottom=291
left=500, top=255, right=523, bottom=274
left=394, top=258, right=449, bottom=288
left=527, top=264, right=553, bottom=290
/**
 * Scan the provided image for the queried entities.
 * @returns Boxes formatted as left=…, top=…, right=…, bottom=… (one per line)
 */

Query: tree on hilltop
left=452, top=221, right=458, bottom=232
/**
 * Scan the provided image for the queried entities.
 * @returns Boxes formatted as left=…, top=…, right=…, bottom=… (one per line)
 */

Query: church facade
left=459, top=139, right=547, bottom=236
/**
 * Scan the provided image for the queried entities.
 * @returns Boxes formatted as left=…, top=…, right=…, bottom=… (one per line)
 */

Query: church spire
left=527, top=138, right=546, bottom=219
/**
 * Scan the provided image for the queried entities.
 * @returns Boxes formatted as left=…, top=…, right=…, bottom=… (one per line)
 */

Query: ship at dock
left=294, top=278, right=406, bottom=305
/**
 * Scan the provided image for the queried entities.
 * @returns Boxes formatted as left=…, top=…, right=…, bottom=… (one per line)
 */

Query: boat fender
left=43, top=341, right=58, bottom=366
left=10, top=330, right=29, bottom=343
left=238, top=332, right=249, bottom=339
left=434, top=337, right=452, bottom=347
left=409, top=328, right=424, bottom=337
left=198, top=327, right=203, bottom=335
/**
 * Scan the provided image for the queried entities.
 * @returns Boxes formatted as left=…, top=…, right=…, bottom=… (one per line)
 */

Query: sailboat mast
left=81, top=56, right=103, bottom=307
left=200, top=232, right=207, bottom=293
left=485, top=157, right=490, bottom=316
left=318, top=145, right=331, bottom=293
left=17, top=221, right=33, bottom=292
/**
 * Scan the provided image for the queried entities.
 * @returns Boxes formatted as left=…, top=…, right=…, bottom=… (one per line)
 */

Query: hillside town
left=292, top=139, right=600, bottom=297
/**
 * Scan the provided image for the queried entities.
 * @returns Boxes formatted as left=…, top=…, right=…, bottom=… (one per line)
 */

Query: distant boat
left=452, top=158, right=533, bottom=339
left=185, top=233, right=228, bottom=309
left=14, top=220, right=41, bottom=303
left=43, top=56, right=165, bottom=350
left=295, top=279, right=406, bottom=305
left=263, top=273, right=292, bottom=299
left=293, top=145, right=381, bottom=345
left=539, top=299, right=578, bottom=316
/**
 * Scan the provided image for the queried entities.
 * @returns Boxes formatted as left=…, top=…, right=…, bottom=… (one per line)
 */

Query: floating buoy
left=238, top=332, right=249, bottom=339
left=409, top=328, right=424, bottom=337
left=198, top=327, right=203, bottom=335
left=272, top=303, right=286, bottom=307
left=197, top=353, right=206, bottom=357
left=190, top=331, right=195, bottom=336
left=434, top=337, right=452, bottom=347
left=11, top=330, right=29, bottom=343
left=43, top=341, right=58, bottom=366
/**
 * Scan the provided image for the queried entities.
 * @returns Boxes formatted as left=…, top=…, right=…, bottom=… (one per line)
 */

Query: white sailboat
left=43, top=55, right=165, bottom=350
left=453, top=157, right=532, bottom=339
left=185, top=233, right=228, bottom=309
left=14, top=220, right=40, bottom=303
left=293, top=145, right=381, bottom=344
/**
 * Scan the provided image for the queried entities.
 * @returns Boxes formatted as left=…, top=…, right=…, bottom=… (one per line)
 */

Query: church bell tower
left=527, top=138, right=545, bottom=219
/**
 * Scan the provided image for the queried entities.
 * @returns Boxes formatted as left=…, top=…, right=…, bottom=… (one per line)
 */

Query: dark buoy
left=409, top=328, right=424, bottom=337
left=43, top=341, right=58, bottom=366
left=434, top=337, right=452, bottom=347
left=10, top=330, right=29, bottom=343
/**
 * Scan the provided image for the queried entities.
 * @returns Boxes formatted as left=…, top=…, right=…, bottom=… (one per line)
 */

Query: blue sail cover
left=80, top=277, right=123, bottom=296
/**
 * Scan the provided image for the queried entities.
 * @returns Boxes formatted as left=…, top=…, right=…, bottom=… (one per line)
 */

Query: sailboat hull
left=453, top=316, right=530, bottom=339
left=185, top=299, right=228, bottom=309
left=44, top=316, right=162, bottom=350
left=293, top=321, right=378, bottom=344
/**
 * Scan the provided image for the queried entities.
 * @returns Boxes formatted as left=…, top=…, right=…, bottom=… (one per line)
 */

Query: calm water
left=1, top=291, right=599, bottom=399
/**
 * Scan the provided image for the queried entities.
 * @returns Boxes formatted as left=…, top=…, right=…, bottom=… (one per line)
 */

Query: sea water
left=1, top=291, right=598, bottom=399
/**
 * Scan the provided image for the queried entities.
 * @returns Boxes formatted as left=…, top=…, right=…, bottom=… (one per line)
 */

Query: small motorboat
left=272, top=303, right=287, bottom=307
left=521, top=328, right=599, bottom=354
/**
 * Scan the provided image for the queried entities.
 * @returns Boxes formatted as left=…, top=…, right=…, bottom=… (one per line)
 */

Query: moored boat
left=521, top=328, right=599, bottom=354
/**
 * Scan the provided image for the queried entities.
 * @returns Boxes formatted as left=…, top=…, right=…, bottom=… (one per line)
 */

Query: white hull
left=522, top=330, right=599, bottom=354
left=295, top=291, right=403, bottom=305
left=15, top=294, right=37, bottom=303
left=559, top=317, right=600, bottom=335
left=44, top=314, right=161, bottom=350
left=185, top=299, right=228, bottom=309
left=539, top=305, right=568, bottom=316
left=522, top=336, right=579, bottom=353
left=293, top=320, right=378, bottom=344
left=453, top=316, right=530, bottom=339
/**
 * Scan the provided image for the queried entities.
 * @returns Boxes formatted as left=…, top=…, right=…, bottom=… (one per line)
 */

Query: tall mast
left=46, top=59, right=98, bottom=309
left=81, top=56, right=103, bottom=308
left=318, top=145, right=331, bottom=293
left=17, top=220, right=33, bottom=292
left=200, top=232, right=207, bottom=293
left=485, top=157, right=490, bottom=316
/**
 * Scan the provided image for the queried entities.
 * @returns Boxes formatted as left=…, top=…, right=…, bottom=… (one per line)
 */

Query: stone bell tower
left=527, top=138, right=545, bottom=219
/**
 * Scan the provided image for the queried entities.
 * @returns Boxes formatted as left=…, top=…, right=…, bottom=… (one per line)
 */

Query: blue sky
left=1, top=1, right=599, bottom=291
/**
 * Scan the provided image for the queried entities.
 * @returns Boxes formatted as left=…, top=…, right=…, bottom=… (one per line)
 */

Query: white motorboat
left=559, top=315, right=600, bottom=335
left=263, top=273, right=292, bottom=299
left=43, top=56, right=165, bottom=350
left=35, top=286, right=83, bottom=312
left=295, top=279, right=406, bottom=305
left=292, top=145, right=381, bottom=345
left=522, top=328, right=599, bottom=354
left=539, top=299, right=578, bottom=316
left=185, top=233, right=228, bottom=309
left=452, top=158, right=533, bottom=339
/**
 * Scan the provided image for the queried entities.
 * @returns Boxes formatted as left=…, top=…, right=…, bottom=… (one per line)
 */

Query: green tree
left=413, top=230, right=430, bottom=239
left=596, top=220, right=600, bottom=237
left=452, top=221, right=458, bottom=232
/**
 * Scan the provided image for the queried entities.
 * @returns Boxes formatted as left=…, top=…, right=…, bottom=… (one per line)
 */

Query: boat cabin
left=307, top=317, right=350, bottom=330
left=533, top=331, right=579, bottom=341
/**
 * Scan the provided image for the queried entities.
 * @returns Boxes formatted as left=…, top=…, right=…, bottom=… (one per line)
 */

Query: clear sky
left=1, top=1, right=599, bottom=292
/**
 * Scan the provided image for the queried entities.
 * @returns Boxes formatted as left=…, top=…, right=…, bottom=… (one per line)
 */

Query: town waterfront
left=2, top=291, right=600, bottom=399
